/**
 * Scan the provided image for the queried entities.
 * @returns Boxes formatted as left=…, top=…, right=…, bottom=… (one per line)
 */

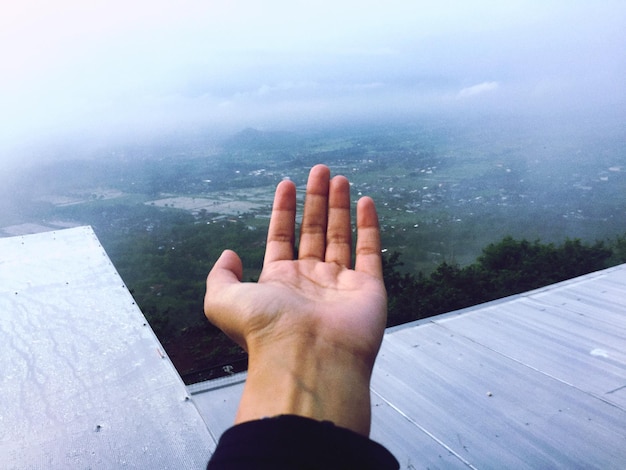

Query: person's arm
left=204, top=164, right=398, bottom=468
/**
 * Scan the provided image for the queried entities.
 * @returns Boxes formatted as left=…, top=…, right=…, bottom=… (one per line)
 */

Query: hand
left=204, top=164, right=387, bottom=436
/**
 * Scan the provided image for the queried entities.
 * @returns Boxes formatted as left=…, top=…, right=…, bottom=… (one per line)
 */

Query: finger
left=205, top=250, right=243, bottom=320
left=264, top=179, right=297, bottom=265
left=298, top=164, right=331, bottom=260
left=354, top=197, right=383, bottom=278
left=206, top=249, right=243, bottom=288
left=325, top=175, right=352, bottom=267
left=204, top=250, right=246, bottom=347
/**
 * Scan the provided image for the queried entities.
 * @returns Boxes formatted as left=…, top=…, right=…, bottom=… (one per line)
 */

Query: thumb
left=204, top=250, right=247, bottom=348
left=206, top=249, right=243, bottom=286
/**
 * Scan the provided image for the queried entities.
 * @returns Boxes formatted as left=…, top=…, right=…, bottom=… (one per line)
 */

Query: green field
left=1, top=119, right=624, bottom=381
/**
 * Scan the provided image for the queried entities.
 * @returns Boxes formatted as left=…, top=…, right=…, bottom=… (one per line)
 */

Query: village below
left=2, top=119, right=624, bottom=381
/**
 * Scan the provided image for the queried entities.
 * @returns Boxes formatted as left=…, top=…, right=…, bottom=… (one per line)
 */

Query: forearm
left=235, top=333, right=374, bottom=436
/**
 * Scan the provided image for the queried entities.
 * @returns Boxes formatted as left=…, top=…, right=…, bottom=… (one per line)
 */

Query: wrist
left=235, top=333, right=374, bottom=436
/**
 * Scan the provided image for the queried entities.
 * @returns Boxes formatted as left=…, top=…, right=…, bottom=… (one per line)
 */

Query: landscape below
left=1, top=118, right=624, bottom=382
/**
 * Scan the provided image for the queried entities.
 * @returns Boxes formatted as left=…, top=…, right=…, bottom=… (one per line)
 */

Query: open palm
left=204, top=164, right=387, bottom=435
left=205, top=165, right=386, bottom=359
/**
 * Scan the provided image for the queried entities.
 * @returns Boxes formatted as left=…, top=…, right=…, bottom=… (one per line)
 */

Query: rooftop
left=191, top=259, right=626, bottom=468
left=1, top=226, right=625, bottom=468
left=0, top=227, right=213, bottom=467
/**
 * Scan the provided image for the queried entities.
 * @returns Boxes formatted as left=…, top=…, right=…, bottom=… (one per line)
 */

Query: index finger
left=354, top=196, right=383, bottom=278
left=264, top=179, right=297, bottom=265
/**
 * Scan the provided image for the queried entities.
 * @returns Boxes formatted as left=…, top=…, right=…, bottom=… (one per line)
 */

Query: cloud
left=255, top=81, right=319, bottom=97
left=2, top=1, right=625, bottom=165
left=457, top=81, right=500, bottom=99
left=352, top=82, right=386, bottom=90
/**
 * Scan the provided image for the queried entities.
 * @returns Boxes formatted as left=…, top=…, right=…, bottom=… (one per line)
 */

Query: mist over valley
left=2, top=113, right=623, bottom=271
left=1, top=1, right=625, bottom=378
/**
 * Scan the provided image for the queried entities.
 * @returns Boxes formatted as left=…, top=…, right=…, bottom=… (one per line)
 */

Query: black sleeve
left=207, top=415, right=399, bottom=470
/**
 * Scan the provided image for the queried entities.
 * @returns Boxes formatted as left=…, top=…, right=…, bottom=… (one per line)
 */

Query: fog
left=1, top=0, right=625, bottom=168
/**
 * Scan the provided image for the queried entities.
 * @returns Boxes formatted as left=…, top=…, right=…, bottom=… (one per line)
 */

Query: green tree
left=383, top=235, right=616, bottom=328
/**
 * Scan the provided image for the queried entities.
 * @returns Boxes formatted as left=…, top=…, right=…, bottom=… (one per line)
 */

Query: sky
left=1, top=0, right=625, bottom=163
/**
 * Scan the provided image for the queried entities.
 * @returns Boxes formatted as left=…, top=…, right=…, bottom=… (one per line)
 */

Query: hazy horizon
left=2, top=1, right=625, bottom=168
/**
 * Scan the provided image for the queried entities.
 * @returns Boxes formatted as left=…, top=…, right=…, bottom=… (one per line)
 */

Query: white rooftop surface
left=2, top=226, right=625, bottom=469
left=191, top=263, right=626, bottom=469
left=0, top=226, right=214, bottom=468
